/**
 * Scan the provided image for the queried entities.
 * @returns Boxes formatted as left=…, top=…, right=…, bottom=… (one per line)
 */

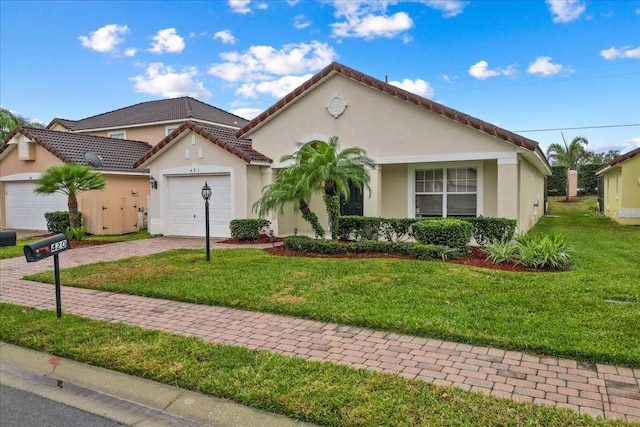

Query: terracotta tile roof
left=46, top=118, right=78, bottom=130
left=237, top=62, right=543, bottom=154
left=51, top=97, right=248, bottom=131
left=133, top=121, right=271, bottom=167
left=1, top=127, right=152, bottom=172
left=609, top=147, right=640, bottom=167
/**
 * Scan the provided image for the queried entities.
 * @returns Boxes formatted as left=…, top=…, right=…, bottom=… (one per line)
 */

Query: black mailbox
left=24, top=234, right=69, bottom=263
left=0, top=230, right=17, bottom=247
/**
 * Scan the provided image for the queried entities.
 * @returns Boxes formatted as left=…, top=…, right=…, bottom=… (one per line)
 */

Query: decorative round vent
left=327, top=94, right=347, bottom=118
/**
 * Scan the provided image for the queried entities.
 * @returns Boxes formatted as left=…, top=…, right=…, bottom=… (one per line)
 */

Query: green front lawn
left=0, top=231, right=153, bottom=259
left=0, top=304, right=626, bottom=427
left=25, top=198, right=640, bottom=366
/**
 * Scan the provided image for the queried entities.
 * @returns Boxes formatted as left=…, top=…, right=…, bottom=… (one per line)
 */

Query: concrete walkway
left=1, top=237, right=639, bottom=422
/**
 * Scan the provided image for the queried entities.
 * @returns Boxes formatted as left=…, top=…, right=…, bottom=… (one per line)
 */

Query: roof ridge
left=22, top=126, right=152, bottom=148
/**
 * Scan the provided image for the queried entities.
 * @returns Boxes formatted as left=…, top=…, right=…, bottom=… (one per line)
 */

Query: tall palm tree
left=546, top=135, right=589, bottom=201
left=35, top=163, right=106, bottom=229
left=284, top=136, right=377, bottom=240
left=253, top=167, right=326, bottom=238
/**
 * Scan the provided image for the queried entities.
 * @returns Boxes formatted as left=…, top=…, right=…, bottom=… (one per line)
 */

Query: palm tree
left=1, top=107, right=44, bottom=143
left=546, top=135, right=589, bottom=201
left=35, top=163, right=106, bottom=229
left=253, top=167, right=326, bottom=238
left=283, top=136, right=377, bottom=240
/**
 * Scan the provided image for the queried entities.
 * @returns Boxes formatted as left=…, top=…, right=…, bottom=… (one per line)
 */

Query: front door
left=340, top=181, right=363, bottom=216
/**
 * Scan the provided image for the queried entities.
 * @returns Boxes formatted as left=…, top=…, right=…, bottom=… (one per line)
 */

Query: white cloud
left=79, top=24, right=129, bottom=53
left=124, top=48, right=137, bottom=57
left=130, top=63, right=212, bottom=98
left=231, top=107, right=263, bottom=120
left=214, top=29, right=236, bottom=44
left=208, top=41, right=336, bottom=82
left=149, top=28, right=185, bottom=54
left=546, top=0, right=586, bottom=23
left=600, top=46, right=640, bottom=60
left=590, top=136, right=640, bottom=153
left=229, top=0, right=251, bottom=14
left=442, top=74, right=458, bottom=82
left=236, top=74, right=313, bottom=98
left=527, top=56, right=564, bottom=76
left=331, top=2, right=414, bottom=40
left=389, top=78, right=435, bottom=98
left=294, top=14, right=311, bottom=29
left=468, top=60, right=516, bottom=80
left=421, top=0, right=468, bottom=18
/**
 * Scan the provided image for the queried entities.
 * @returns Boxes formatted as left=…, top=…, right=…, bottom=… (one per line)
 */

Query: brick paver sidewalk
left=1, top=237, right=638, bottom=422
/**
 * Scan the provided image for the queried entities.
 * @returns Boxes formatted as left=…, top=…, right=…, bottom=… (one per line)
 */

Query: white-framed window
left=108, top=130, right=126, bottom=139
left=415, top=167, right=478, bottom=217
left=165, top=125, right=179, bottom=136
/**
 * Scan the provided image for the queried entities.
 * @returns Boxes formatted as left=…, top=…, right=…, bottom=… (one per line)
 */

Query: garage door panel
left=5, top=182, right=67, bottom=230
left=168, top=175, right=231, bottom=237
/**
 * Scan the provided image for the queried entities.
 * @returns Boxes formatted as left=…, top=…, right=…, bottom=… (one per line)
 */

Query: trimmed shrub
left=413, top=218, right=472, bottom=249
left=337, top=216, right=381, bottom=241
left=379, top=218, right=418, bottom=242
left=229, top=219, right=270, bottom=241
left=45, top=211, right=82, bottom=234
left=470, top=217, right=517, bottom=246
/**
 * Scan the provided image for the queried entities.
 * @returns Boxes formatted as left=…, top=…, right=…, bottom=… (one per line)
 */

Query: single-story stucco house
left=0, top=127, right=151, bottom=233
left=137, top=62, right=552, bottom=238
left=596, top=147, right=640, bottom=225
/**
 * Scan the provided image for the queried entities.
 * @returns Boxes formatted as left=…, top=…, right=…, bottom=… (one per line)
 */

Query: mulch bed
left=264, top=246, right=534, bottom=272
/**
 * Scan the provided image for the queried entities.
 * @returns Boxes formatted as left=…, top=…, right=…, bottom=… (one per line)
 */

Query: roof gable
left=1, top=126, right=152, bottom=172
left=237, top=62, right=542, bottom=154
left=596, top=147, right=640, bottom=175
left=50, top=97, right=249, bottom=131
left=133, top=121, right=271, bottom=168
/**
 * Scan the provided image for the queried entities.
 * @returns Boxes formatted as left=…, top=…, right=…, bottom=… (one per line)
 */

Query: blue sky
left=1, top=0, right=639, bottom=154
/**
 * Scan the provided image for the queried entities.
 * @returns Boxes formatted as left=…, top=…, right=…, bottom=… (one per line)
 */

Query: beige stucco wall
left=144, top=131, right=257, bottom=235
left=82, top=123, right=179, bottom=145
left=518, top=157, right=545, bottom=232
left=250, top=73, right=515, bottom=163
left=602, top=155, right=640, bottom=225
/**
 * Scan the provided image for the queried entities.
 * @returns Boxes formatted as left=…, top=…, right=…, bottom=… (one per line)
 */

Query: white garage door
left=5, top=182, right=68, bottom=230
left=168, top=175, right=232, bottom=237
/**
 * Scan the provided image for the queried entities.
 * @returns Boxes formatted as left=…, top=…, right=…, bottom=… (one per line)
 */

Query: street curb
left=0, top=342, right=317, bottom=427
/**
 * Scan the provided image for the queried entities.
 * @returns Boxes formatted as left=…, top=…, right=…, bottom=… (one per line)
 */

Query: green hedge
left=283, top=236, right=459, bottom=260
left=548, top=166, right=567, bottom=196
left=337, top=216, right=382, bottom=241
left=578, top=163, right=603, bottom=195
left=469, top=217, right=517, bottom=246
left=44, top=211, right=82, bottom=234
left=229, top=219, right=270, bottom=240
left=413, top=218, right=472, bottom=249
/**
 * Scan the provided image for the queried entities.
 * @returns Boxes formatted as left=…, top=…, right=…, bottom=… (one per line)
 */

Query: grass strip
left=0, top=303, right=627, bottom=427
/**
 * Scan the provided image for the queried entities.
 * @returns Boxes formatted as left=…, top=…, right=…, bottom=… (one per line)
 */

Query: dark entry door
left=340, top=181, right=363, bottom=216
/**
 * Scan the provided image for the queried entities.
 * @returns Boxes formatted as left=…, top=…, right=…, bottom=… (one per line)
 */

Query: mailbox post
left=24, top=234, right=70, bottom=318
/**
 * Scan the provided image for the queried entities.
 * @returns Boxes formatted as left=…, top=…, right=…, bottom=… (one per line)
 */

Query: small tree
left=35, top=163, right=106, bottom=229
left=253, top=167, right=326, bottom=238
left=283, top=137, right=377, bottom=240
left=546, top=135, right=589, bottom=201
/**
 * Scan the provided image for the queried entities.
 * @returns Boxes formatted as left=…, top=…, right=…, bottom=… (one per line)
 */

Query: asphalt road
left=0, top=383, right=125, bottom=427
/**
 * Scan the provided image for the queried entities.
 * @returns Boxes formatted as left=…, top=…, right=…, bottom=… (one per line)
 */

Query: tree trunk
left=323, top=193, right=340, bottom=240
left=299, top=201, right=325, bottom=239
left=68, top=194, right=80, bottom=229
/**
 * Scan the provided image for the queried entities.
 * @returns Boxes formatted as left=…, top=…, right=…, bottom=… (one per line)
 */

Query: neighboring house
left=596, top=147, right=640, bottom=225
left=140, top=62, right=551, bottom=238
left=48, top=96, right=248, bottom=146
left=0, top=127, right=151, bottom=234
left=1, top=97, right=251, bottom=232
